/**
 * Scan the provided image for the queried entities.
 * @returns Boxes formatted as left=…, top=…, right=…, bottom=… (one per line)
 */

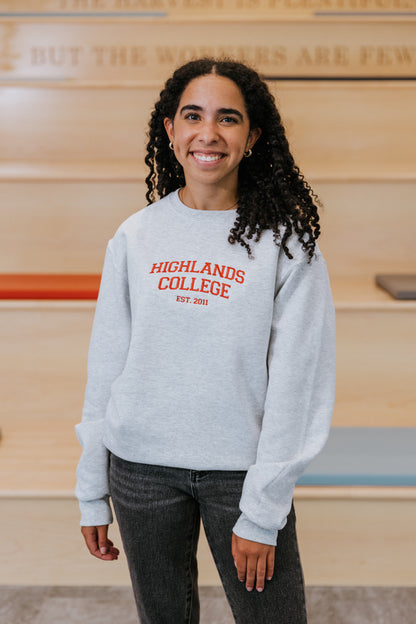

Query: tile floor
left=1, top=585, right=416, bottom=623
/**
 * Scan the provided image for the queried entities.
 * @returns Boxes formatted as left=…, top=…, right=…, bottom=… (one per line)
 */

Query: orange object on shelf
left=0, top=274, right=101, bottom=300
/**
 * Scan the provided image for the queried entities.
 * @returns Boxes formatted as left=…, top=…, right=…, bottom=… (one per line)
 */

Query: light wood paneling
left=1, top=181, right=415, bottom=275
left=271, top=83, right=416, bottom=180
left=1, top=21, right=416, bottom=80
left=315, top=182, right=416, bottom=279
left=0, top=87, right=155, bottom=162
left=0, top=497, right=137, bottom=586
left=0, top=160, right=143, bottom=180
left=0, top=495, right=220, bottom=585
left=295, top=496, right=416, bottom=586
left=0, top=302, right=94, bottom=493
left=330, top=277, right=416, bottom=310
left=334, top=307, right=416, bottom=427
left=0, top=182, right=145, bottom=272
left=1, top=84, right=415, bottom=180
left=0, top=485, right=218, bottom=587
left=1, top=495, right=415, bottom=586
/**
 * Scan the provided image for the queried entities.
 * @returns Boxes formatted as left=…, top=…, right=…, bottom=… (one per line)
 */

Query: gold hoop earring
left=169, top=142, right=174, bottom=150
left=244, top=149, right=252, bottom=158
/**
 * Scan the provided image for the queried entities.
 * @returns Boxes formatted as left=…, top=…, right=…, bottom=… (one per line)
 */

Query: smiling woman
left=75, top=58, right=336, bottom=624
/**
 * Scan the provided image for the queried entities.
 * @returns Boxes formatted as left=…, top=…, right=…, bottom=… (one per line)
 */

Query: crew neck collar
left=170, top=189, right=238, bottom=218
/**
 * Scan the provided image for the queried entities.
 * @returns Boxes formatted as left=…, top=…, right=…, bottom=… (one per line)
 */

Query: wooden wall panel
left=1, top=181, right=416, bottom=275
left=3, top=495, right=416, bottom=586
left=1, top=84, right=415, bottom=180
left=269, top=83, right=416, bottom=180
left=1, top=21, right=416, bottom=80
left=0, top=303, right=92, bottom=421
left=334, top=308, right=416, bottom=427
left=296, top=496, right=416, bottom=586
left=316, top=182, right=416, bottom=278
left=0, top=182, right=145, bottom=272
left=0, top=87, right=155, bottom=162
left=0, top=303, right=93, bottom=493
left=0, top=498, right=133, bottom=586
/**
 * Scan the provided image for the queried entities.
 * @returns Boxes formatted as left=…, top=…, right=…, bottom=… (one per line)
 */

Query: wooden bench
left=0, top=274, right=101, bottom=300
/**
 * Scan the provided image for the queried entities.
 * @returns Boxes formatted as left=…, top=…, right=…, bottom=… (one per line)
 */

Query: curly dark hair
left=145, top=58, right=320, bottom=260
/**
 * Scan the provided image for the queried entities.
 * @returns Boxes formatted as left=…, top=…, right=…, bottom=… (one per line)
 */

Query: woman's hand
left=81, top=525, right=120, bottom=561
left=232, top=533, right=275, bottom=592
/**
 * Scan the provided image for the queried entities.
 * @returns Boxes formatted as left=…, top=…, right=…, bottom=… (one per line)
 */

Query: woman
left=76, top=58, right=335, bottom=623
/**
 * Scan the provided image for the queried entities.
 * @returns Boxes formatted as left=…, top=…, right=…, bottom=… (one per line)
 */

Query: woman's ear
left=247, top=127, right=262, bottom=150
left=164, top=117, right=174, bottom=143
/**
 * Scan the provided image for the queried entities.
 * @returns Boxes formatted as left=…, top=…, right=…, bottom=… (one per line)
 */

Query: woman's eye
left=184, top=113, right=200, bottom=121
left=220, top=116, right=238, bottom=124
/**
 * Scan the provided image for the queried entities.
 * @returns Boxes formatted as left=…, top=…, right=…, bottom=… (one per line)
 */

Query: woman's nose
left=198, top=120, right=219, bottom=144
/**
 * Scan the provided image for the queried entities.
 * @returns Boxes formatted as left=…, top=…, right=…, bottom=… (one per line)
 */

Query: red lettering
left=210, top=281, right=221, bottom=296
left=220, top=282, right=231, bottom=299
left=212, top=264, right=226, bottom=278
left=224, top=266, right=236, bottom=280
left=178, top=260, right=193, bottom=272
left=168, top=261, right=179, bottom=272
left=154, top=260, right=244, bottom=297
left=200, top=278, right=211, bottom=294
left=189, top=277, right=200, bottom=292
left=200, top=262, right=212, bottom=275
left=169, top=276, right=180, bottom=289
left=179, top=276, right=190, bottom=291
left=235, top=269, right=245, bottom=284
left=150, top=261, right=164, bottom=274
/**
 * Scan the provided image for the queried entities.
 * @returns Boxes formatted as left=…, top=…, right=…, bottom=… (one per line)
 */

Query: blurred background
left=0, top=1, right=415, bottom=620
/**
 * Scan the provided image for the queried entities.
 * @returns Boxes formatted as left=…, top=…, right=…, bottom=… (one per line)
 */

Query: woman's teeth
left=193, top=153, right=222, bottom=162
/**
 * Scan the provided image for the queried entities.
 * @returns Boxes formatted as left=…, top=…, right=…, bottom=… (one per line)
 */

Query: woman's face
left=164, top=74, right=260, bottom=194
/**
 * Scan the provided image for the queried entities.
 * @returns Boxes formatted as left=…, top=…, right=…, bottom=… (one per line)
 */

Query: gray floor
left=1, top=585, right=416, bottom=624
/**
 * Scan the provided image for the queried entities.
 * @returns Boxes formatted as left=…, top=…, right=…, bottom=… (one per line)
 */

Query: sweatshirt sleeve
left=75, top=239, right=131, bottom=526
left=233, top=251, right=336, bottom=545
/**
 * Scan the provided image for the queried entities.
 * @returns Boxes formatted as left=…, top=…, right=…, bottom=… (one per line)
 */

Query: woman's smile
left=192, top=151, right=224, bottom=163
left=191, top=150, right=226, bottom=166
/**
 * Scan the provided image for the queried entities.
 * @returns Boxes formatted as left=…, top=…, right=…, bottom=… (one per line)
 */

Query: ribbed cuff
left=78, top=496, right=113, bottom=527
left=232, top=513, right=279, bottom=546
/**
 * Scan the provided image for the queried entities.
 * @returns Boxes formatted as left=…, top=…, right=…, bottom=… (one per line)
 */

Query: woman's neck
left=179, top=185, right=239, bottom=212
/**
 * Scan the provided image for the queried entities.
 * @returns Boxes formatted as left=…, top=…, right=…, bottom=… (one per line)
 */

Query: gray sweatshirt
left=75, top=189, right=336, bottom=545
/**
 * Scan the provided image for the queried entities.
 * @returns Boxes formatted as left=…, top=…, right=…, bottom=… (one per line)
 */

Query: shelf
left=0, top=160, right=144, bottom=182
left=330, top=276, right=416, bottom=310
left=1, top=161, right=416, bottom=183
left=0, top=275, right=415, bottom=310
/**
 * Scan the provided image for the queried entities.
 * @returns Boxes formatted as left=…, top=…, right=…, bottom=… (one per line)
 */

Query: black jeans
left=109, top=454, right=307, bottom=624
